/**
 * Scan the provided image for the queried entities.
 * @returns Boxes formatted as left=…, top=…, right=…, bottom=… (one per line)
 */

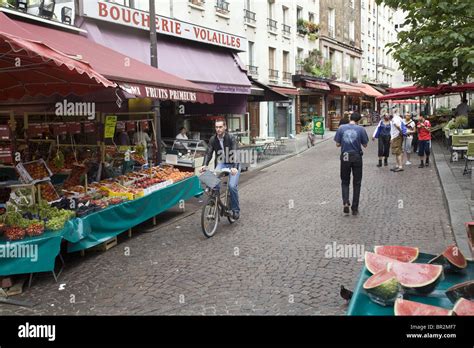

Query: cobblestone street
left=0, top=128, right=454, bottom=315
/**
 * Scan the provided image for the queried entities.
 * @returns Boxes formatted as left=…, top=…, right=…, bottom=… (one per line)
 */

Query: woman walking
left=402, top=112, right=416, bottom=165
left=372, top=113, right=391, bottom=167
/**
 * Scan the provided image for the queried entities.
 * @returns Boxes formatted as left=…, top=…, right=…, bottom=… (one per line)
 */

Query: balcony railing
left=269, top=69, right=279, bottom=79
left=328, top=25, right=335, bottom=38
left=268, top=18, right=278, bottom=32
left=244, top=9, right=256, bottom=24
left=283, top=72, right=292, bottom=81
left=216, top=0, right=229, bottom=13
left=296, top=64, right=304, bottom=75
left=247, top=65, right=258, bottom=76
left=189, top=0, right=205, bottom=6
left=282, top=24, right=291, bottom=35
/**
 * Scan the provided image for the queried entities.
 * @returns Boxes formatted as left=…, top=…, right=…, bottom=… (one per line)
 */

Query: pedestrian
left=390, top=109, right=405, bottom=172
left=417, top=114, right=431, bottom=168
left=372, top=113, right=391, bottom=167
left=402, top=112, right=416, bottom=165
left=339, top=112, right=350, bottom=126
left=334, top=112, right=369, bottom=216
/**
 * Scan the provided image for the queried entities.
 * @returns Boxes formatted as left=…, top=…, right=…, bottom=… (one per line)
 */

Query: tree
left=376, top=0, right=474, bottom=87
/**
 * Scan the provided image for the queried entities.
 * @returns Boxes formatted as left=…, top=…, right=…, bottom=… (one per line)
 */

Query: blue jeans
left=215, top=163, right=240, bottom=213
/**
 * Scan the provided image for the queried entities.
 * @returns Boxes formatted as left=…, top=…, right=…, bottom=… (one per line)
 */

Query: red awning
left=381, top=99, right=427, bottom=104
left=354, top=83, right=383, bottom=98
left=329, top=81, right=363, bottom=95
left=377, top=86, right=443, bottom=101
left=302, top=79, right=331, bottom=91
left=384, top=83, right=474, bottom=100
left=0, top=13, right=213, bottom=103
left=271, top=87, right=299, bottom=96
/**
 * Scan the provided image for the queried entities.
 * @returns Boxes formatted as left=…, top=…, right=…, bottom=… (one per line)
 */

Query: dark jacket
left=204, top=132, right=239, bottom=168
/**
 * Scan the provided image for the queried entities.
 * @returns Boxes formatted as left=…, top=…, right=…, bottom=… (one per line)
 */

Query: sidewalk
left=249, top=131, right=336, bottom=172
left=432, top=140, right=473, bottom=259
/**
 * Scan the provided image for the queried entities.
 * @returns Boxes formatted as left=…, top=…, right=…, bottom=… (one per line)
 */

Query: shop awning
left=382, top=83, right=474, bottom=101
left=0, top=13, right=214, bottom=103
left=354, top=83, right=383, bottom=98
left=329, top=81, right=363, bottom=95
left=81, top=21, right=251, bottom=95
left=302, top=79, right=331, bottom=91
left=271, top=87, right=299, bottom=96
left=249, top=79, right=289, bottom=101
left=0, top=27, right=116, bottom=100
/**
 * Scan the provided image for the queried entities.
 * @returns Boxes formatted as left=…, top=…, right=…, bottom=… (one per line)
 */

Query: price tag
left=104, top=116, right=118, bottom=139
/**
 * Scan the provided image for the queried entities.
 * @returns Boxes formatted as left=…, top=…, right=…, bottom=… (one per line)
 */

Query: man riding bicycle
left=201, top=119, right=240, bottom=220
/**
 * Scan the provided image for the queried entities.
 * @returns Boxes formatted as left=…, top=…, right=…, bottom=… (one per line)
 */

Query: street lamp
left=149, top=0, right=162, bottom=165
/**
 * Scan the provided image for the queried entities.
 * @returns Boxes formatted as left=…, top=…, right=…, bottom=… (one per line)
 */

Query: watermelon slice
left=363, top=269, right=401, bottom=306
left=388, top=262, right=443, bottom=294
left=365, top=252, right=401, bottom=274
left=394, top=299, right=452, bottom=316
left=452, top=298, right=474, bottom=316
left=446, top=280, right=474, bottom=303
left=429, top=244, right=467, bottom=273
left=374, top=245, right=419, bottom=262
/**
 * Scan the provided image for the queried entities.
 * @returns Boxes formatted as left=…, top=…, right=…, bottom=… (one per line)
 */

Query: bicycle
left=198, top=168, right=236, bottom=238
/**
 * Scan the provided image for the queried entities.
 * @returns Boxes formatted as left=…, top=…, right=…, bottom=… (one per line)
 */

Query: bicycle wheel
left=226, top=190, right=236, bottom=224
left=201, top=196, right=219, bottom=238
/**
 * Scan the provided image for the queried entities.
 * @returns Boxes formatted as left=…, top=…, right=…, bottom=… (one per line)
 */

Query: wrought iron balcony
left=216, top=0, right=229, bottom=13
left=282, top=24, right=291, bottom=35
left=244, top=9, right=256, bottom=24
left=269, top=69, right=279, bottom=79
left=268, top=18, right=278, bottom=32
left=247, top=65, right=258, bottom=76
left=283, top=72, right=292, bottom=81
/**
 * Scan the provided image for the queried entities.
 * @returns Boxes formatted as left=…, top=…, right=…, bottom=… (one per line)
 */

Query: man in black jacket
left=201, top=119, right=241, bottom=220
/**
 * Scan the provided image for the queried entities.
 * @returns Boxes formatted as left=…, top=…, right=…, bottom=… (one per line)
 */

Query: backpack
left=400, top=121, right=408, bottom=137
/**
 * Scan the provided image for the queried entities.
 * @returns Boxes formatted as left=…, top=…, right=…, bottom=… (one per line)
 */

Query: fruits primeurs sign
left=82, top=1, right=246, bottom=52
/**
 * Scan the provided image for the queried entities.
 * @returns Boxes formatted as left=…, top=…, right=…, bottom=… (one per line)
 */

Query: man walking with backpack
left=334, top=112, right=369, bottom=216
left=390, top=109, right=406, bottom=172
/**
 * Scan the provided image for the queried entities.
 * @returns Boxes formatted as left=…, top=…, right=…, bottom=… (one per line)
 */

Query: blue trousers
left=215, top=163, right=240, bottom=213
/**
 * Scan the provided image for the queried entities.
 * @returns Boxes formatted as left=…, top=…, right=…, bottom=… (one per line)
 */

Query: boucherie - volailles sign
left=82, top=1, right=246, bottom=52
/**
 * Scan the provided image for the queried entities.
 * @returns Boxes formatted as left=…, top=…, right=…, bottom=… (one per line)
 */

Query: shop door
left=276, top=107, right=288, bottom=138
left=248, top=102, right=260, bottom=140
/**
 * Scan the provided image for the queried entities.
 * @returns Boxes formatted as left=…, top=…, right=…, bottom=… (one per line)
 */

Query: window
left=248, top=41, right=255, bottom=66
left=269, top=47, right=278, bottom=79
left=328, top=8, right=335, bottom=38
left=282, top=6, right=288, bottom=24
left=245, top=0, right=251, bottom=10
left=283, top=51, right=290, bottom=80
left=297, top=6, right=303, bottom=21
left=350, top=0, right=354, bottom=9
left=349, top=20, right=355, bottom=42
left=309, top=12, right=314, bottom=23
left=268, top=0, right=274, bottom=19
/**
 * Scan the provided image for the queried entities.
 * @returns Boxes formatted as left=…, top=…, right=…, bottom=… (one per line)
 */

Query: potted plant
left=455, top=115, right=468, bottom=131
left=297, top=19, right=308, bottom=35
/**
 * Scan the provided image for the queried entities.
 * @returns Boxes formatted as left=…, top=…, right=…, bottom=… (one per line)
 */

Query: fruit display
left=365, top=252, right=403, bottom=274
left=394, top=299, right=452, bottom=316
left=26, top=222, right=44, bottom=237
left=362, top=269, right=401, bottom=306
left=374, top=245, right=419, bottom=263
left=38, top=182, right=59, bottom=202
left=21, top=160, right=52, bottom=181
left=429, top=244, right=467, bottom=273
left=387, top=261, right=443, bottom=295
left=445, top=280, right=474, bottom=303
left=452, top=298, right=474, bottom=316
left=131, top=153, right=146, bottom=165
left=63, top=164, right=88, bottom=190
left=4, top=226, right=26, bottom=241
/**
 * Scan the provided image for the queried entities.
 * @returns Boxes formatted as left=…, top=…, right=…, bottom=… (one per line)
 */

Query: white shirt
left=133, top=131, right=151, bottom=146
left=176, top=133, right=188, bottom=140
left=402, top=119, right=416, bottom=138
left=391, top=114, right=402, bottom=140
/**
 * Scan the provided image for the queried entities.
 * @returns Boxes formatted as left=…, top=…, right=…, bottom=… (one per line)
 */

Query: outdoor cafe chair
left=451, top=135, right=469, bottom=161
left=463, top=141, right=474, bottom=175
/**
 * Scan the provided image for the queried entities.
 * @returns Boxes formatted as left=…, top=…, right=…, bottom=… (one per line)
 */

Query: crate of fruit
left=16, top=159, right=53, bottom=183
left=37, top=181, right=60, bottom=203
